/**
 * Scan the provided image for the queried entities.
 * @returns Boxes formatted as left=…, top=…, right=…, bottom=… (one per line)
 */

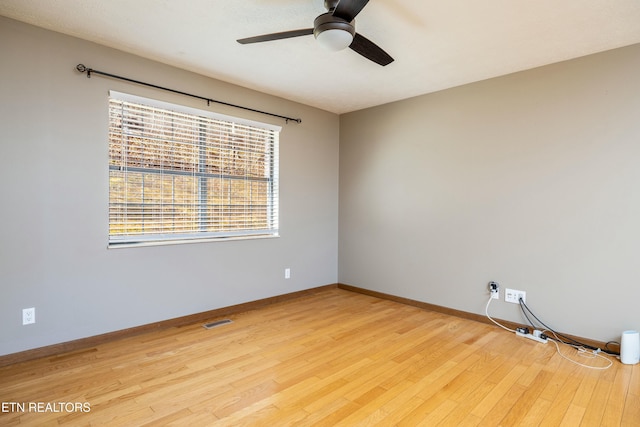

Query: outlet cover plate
left=505, top=288, right=526, bottom=304
left=22, top=307, right=35, bottom=325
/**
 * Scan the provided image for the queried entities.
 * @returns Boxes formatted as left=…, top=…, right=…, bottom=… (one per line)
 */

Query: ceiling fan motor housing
left=324, top=0, right=341, bottom=12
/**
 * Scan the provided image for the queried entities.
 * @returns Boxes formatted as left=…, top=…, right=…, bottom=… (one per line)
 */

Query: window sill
left=108, top=233, right=279, bottom=249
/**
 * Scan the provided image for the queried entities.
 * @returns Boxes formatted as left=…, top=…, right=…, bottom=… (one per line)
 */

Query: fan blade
left=349, top=33, right=394, bottom=66
left=237, top=28, right=313, bottom=44
left=332, top=0, right=370, bottom=22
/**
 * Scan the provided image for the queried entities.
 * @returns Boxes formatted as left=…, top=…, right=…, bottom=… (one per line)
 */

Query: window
left=108, top=91, right=280, bottom=246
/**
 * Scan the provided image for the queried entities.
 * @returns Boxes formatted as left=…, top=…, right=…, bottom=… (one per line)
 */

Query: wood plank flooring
left=0, top=288, right=637, bottom=426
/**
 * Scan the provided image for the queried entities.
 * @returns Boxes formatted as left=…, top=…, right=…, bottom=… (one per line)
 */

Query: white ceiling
left=2, top=0, right=640, bottom=114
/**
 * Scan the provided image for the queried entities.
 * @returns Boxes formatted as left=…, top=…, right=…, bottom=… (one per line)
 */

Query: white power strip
left=516, top=330, right=548, bottom=344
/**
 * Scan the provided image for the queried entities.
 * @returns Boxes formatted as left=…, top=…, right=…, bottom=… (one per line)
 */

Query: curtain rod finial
left=76, top=64, right=92, bottom=78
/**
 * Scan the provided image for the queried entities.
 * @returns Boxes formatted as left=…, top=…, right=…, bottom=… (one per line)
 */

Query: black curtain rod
left=75, top=64, right=302, bottom=124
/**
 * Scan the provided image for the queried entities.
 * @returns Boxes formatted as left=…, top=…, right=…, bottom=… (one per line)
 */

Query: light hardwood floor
left=1, top=288, right=638, bottom=426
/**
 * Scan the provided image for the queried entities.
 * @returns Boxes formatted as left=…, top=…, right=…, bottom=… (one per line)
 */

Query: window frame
left=107, top=91, right=281, bottom=248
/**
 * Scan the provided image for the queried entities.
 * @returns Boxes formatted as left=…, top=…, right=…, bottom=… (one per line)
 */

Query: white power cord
left=544, top=330, right=613, bottom=370
left=485, top=294, right=612, bottom=370
left=485, top=295, right=516, bottom=333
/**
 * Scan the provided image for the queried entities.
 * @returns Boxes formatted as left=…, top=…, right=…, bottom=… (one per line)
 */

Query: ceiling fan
left=237, top=0, right=394, bottom=66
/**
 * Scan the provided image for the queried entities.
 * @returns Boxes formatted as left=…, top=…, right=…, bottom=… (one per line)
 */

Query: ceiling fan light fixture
left=315, top=28, right=354, bottom=51
left=313, top=12, right=355, bottom=51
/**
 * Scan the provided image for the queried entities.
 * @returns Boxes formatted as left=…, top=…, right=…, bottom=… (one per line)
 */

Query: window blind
left=108, top=91, right=280, bottom=246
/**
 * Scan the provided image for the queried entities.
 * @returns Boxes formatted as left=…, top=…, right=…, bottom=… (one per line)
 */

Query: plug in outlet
left=22, top=307, right=35, bottom=325
left=505, top=288, right=526, bottom=304
left=488, top=281, right=499, bottom=300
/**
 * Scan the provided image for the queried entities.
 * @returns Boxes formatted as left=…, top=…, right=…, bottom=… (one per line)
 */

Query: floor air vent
left=203, top=319, right=233, bottom=329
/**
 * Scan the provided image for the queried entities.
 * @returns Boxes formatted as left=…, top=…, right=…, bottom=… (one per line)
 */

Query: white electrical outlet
left=284, top=268, right=291, bottom=279
left=505, top=288, right=526, bottom=304
left=488, top=281, right=499, bottom=300
left=22, top=307, right=35, bottom=325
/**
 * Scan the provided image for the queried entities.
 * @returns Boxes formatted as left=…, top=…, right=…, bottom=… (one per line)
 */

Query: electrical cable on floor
left=486, top=292, right=615, bottom=369
left=518, top=298, right=619, bottom=356
left=518, top=298, right=583, bottom=347
left=604, top=340, right=621, bottom=354
left=516, top=298, right=615, bottom=369
left=545, top=330, right=613, bottom=370
left=485, top=295, right=516, bottom=333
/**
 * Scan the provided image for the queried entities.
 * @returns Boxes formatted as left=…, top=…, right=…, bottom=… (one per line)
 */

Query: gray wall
left=339, top=44, right=640, bottom=343
left=0, top=17, right=339, bottom=356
